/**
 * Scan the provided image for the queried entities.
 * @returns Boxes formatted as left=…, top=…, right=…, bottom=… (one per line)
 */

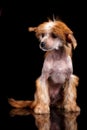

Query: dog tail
left=8, top=98, right=36, bottom=109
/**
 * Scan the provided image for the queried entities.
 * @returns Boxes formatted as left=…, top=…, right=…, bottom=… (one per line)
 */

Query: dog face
left=39, top=30, right=63, bottom=51
left=29, top=20, right=77, bottom=51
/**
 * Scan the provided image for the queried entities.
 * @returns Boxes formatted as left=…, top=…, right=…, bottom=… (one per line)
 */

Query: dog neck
left=45, top=47, right=67, bottom=61
left=53, top=46, right=67, bottom=58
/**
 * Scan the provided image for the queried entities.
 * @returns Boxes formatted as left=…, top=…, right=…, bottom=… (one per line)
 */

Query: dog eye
left=51, top=33, right=57, bottom=38
left=41, top=33, right=45, bottom=38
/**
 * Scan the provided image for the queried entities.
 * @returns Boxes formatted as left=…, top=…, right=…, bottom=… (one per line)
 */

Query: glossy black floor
left=0, top=2, right=87, bottom=130
left=0, top=99, right=87, bottom=130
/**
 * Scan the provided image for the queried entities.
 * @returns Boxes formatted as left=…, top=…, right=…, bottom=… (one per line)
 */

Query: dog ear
left=28, top=27, right=37, bottom=32
left=66, top=34, right=77, bottom=49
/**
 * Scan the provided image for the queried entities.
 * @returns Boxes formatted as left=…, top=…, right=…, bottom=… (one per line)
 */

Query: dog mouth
left=39, top=44, right=53, bottom=51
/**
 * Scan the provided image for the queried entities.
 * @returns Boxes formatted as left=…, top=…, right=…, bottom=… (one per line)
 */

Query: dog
left=8, top=19, right=80, bottom=114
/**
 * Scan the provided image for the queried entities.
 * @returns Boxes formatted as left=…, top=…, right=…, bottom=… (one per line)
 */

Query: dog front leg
left=63, top=75, right=80, bottom=112
left=34, top=74, right=50, bottom=114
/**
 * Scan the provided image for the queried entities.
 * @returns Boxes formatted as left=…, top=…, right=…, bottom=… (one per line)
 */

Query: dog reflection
left=10, top=109, right=79, bottom=130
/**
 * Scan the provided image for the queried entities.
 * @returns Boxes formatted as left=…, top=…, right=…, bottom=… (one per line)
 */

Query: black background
left=0, top=1, right=87, bottom=130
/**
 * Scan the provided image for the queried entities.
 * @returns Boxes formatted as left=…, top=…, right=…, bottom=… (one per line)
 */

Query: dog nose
left=41, top=42, right=45, bottom=48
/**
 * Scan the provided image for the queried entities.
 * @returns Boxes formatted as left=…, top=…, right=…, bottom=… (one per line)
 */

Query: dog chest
left=44, top=50, right=73, bottom=83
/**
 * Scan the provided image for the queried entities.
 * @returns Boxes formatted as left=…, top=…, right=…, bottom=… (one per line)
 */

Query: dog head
left=28, top=20, right=77, bottom=51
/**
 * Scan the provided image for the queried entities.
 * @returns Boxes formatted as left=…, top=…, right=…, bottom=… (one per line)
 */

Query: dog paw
left=64, top=105, right=80, bottom=112
left=34, top=105, right=50, bottom=114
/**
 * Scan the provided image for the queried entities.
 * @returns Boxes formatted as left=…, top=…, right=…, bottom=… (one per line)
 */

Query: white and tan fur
left=8, top=19, right=80, bottom=114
